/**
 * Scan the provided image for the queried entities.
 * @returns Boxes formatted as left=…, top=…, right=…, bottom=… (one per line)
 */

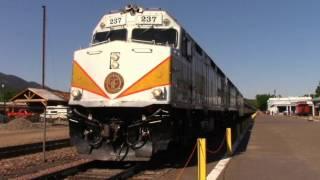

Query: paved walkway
left=219, top=114, right=320, bottom=180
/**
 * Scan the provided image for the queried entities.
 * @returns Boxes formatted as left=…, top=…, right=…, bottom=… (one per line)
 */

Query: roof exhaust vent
left=123, top=4, right=144, bottom=15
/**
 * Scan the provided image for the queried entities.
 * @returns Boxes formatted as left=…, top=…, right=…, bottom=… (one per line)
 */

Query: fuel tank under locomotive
left=68, top=105, right=174, bottom=161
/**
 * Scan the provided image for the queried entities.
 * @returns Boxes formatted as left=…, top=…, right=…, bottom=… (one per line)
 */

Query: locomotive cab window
left=132, top=28, right=177, bottom=47
left=92, top=29, right=127, bottom=44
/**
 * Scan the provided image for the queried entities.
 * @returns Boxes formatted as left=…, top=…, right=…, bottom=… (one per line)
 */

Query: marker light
left=163, top=18, right=170, bottom=26
left=71, top=89, right=82, bottom=99
left=100, top=22, right=106, bottom=29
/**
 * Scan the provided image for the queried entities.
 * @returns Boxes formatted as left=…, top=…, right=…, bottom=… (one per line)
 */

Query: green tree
left=256, top=94, right=273, bottom=111
left=0, top=88, right=18, bottom=101
left=315, top=82, right=320, bottom=97
left=245, top=98, right=257, bottom=109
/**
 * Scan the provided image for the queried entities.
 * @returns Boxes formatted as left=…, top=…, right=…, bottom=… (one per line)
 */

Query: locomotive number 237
left=141, top=16, right=157, bottom=23
left=109, top=17, right=122, bottom=25
left=137, top=15, right=162, bottom=24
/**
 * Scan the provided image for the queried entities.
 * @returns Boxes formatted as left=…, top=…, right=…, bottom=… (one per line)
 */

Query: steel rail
left=108, top=162, right=145, bottom=180
left=0, top=138, right=70, bottom=159
left=15, top=160, right=145, bottom=180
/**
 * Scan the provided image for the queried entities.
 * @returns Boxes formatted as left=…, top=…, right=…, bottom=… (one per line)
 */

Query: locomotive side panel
left=170, top=32, right=243, bottom=114
left=171, top=32, right=229, bottom=111
left=171, top=53, right=192, bottom=107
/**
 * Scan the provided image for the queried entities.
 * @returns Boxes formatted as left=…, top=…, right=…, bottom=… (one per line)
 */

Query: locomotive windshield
left=132, top=28, right=177, bottom=47
left=92, top=29, right=127, bottom=44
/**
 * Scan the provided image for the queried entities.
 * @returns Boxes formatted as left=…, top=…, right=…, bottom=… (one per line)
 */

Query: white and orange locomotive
left=68, top=5, right=244, bottom=161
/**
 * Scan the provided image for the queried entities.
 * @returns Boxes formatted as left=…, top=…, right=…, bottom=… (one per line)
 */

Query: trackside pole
left=197, top=138, right=206, bottom=180
left=42, top=106, right=47, bottom=162
left=226, top=128, right=232, bottom=155
left=42, top=5, right=47, bottom=163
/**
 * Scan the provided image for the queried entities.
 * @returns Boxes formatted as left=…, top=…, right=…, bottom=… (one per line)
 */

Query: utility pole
left=42, top=5, right=47, bottom=162
left=42, top=6, right=46, bottom=89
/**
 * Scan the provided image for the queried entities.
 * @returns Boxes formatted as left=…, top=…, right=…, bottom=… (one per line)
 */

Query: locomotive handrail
left=71, top=109, right=102, bottom=127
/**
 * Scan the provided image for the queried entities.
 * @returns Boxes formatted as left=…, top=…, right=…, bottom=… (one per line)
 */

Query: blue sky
left=0, top=0, right=319, bottom=99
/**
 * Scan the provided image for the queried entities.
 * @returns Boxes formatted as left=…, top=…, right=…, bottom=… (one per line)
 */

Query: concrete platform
left=219, top=114, right=320, bottom=180
left=157, top=119, right=249, bottom=180
left=155, top=126, right=228, bottom=180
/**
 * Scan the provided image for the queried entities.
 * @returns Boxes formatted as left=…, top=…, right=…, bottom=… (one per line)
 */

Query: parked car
left=7, top=109, right=34, bottom=119
left=40, top=105, right=68, bottom=120
left=295, top=102, right=311, bottom=116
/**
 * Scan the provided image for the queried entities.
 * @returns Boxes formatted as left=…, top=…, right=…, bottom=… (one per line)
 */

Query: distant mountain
left=0, top=72, right=42, bottom=91
left=0, top=72, right=70, bottom=101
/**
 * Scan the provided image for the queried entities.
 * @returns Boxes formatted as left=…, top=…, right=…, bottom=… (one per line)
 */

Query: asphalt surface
left=159, top=119, right=249, bottom=180
left=219, top=114, right=320, bottom=180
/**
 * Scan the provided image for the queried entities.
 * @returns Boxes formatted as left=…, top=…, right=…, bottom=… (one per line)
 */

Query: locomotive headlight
left=110, top=52, right=120, bottom=69
left=71, top=89, right=82, bottom=99
left=110, top=52, right=120, bottom=61
left=111, top=61, right=120, bottom=69
left=152, top=88, right=163, bottom=99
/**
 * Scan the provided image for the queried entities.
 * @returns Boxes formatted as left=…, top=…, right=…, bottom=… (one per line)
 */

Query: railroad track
left=14, top=160, right=146, bottom=180
left=68, top=161, right=145, bottom=180
left=69, top=163, right=172, bottom=180
left=13, top=157, right=173, bottom=180
left=7, top=131, right=228, bottom=179
left=0, top=138, right=70, bottom=159
left=4, top=128, right=230, bottom=179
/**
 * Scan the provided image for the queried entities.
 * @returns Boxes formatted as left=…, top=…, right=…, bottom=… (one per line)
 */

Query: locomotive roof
left=93, top=5, right=181, bottom=33
left=106, top=5, right=179, bottom=23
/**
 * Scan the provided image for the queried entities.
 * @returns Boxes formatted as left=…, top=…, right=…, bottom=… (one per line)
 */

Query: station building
left=267, top=97, right=314, bottom=116
left=9, top=88, right=69, bottom=113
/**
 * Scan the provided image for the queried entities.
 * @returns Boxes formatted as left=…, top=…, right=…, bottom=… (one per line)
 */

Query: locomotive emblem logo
left=104, top=72, right=124, bottom=94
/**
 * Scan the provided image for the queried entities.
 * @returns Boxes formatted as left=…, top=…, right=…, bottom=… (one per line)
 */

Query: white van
left=40, top=105, right=69, bottom=119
